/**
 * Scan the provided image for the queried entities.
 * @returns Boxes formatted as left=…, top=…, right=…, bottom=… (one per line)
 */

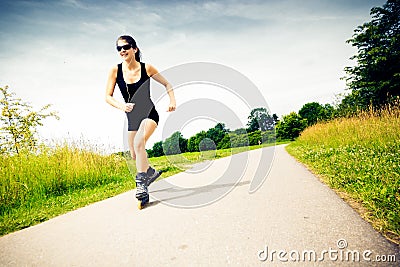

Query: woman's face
left=117, top=39, right=136, bottom=61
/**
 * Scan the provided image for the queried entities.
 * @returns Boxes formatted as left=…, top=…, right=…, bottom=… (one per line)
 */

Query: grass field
left=0, top=140, right=283, bottom=236
left=0, top=143, right=132, bottom=236
left=286, top=104, right=400, bottom=244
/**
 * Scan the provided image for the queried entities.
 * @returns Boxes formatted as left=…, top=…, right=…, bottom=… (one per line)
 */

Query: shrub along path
left=0, top=145, right=398, bottom=266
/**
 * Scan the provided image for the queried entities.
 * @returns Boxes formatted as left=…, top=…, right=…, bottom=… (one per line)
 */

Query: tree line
left=147, top=107, right=278, bottom=157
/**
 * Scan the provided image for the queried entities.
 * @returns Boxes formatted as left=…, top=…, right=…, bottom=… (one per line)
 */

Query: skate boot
left=135, top=172, right=149, bottom=210
left=146, top=166, right=162, bottom=187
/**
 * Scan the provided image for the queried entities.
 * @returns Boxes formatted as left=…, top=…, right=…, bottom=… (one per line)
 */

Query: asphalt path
left=0, top=145, right=398, bottom=266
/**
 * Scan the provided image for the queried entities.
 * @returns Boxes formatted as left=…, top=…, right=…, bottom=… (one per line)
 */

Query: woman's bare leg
left=134, top=119, right=157, bottom=173
left=127, top=131, right=137, bottom=160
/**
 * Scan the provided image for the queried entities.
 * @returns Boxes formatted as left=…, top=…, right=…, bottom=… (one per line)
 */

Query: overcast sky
left=0, top=0, right=386, bottom=152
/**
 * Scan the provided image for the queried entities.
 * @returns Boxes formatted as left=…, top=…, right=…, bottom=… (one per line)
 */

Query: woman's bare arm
left=105, top=65, right=134, bottom=112
left=146, top=64, right=176, bottom=112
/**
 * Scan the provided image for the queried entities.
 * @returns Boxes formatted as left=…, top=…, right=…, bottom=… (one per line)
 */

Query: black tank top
left=116, top=62, right=152, bottom=104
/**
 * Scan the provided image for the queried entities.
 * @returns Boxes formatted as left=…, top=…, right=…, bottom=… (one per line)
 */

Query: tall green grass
left=286, top=104, right=400, bottom=244
left=0, top=142, right=132, bottom=235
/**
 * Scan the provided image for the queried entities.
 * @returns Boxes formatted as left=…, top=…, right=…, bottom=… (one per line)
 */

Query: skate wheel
left=138, top=200, right=144, bottom=210
left=138, top=198, right=149, bottom=210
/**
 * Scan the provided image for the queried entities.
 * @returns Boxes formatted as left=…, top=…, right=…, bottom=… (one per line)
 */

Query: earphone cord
left=123, top=55, right=134, bottom=103
left=126, top=83, right=131, bottom=103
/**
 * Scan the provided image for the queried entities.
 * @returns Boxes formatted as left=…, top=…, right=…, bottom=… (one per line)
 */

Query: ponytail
left=135, top=47, right=141, bottom=62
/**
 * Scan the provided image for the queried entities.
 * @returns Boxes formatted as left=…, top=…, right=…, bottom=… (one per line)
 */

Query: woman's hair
left=116, top=35, right=141, bottom=62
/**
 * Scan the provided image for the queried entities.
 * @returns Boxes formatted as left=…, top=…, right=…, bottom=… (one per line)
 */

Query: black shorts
left=126, top=106, right=159, bottom=131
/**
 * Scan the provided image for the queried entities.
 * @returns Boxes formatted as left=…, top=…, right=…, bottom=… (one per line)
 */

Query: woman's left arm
left=147, top=64, right=176, bottom=112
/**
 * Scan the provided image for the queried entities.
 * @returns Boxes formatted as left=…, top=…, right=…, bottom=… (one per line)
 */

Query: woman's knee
left=133, top=135, right=145, bottom=151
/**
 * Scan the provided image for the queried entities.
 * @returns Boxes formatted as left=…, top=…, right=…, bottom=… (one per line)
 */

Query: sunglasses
left=116, top=44, right=132, bottom=51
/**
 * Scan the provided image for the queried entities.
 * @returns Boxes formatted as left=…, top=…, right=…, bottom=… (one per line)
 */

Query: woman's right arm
left=105, top=66, right=134, bottom=112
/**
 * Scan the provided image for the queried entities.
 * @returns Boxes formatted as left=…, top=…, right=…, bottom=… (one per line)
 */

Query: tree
left=299, top=102, right=334, bottom=126
left=299, top=102, right=324, bottom=126
left=248, top=130, right=261, bottom=146
left=0, top=86, right=59, bottom=154
left=218, top=134, right=231, bottom=149
left=152, top=141, right=164, bottom=157
left=198, top=138, right=216, bottom=151
left=147, top=141, right=164, bottom=158
left=163, top=131, right=187, bottom=155
left=275, top=112, right=307, bottom=140
left=231, top=128, right=247, bottom=135
left=246, top=107, right=276, bottom=132
left=322, top=104, right=335, bottom=120
left=206, top=123, right=228, bottom=148
left=343, top=0, right=400, bottom=110
left=262, top=130, right=276, bottom=143
left=187, top=131, right=206, bottom=152
left=186, top=123, right=229, bottom=152
left=226, top=133, right=249, bottom=148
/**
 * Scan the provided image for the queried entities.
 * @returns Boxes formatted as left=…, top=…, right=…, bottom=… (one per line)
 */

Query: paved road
left=0, top=145, right=398, bottom=266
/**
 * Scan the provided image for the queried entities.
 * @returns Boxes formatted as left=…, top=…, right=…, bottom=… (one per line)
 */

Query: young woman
left=105, top=35, right=176, bottom=208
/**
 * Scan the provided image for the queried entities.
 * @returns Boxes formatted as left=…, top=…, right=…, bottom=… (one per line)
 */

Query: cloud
left=60, top=0, right=92, bottom=10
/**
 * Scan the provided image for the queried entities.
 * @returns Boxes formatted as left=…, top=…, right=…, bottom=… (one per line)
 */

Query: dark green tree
left=163, top=131, right=187, bottom=155
left=247, top=107, right=276, bottom=132
left=206, top=123, right=228, bottom=147
left=187, top=131, right=206, bottom=152
left=227, top=133, right=249, bottom=148
left=248, top=130, right=261, bottom=146
left=275, top=112, right=307, bottom=140
left=217, top=134, right=231, bottom=149
left=322, top=104, right=335, bottom=120
left=187, top=123, right=228, bottom=152
left=187, top=136, right=196, bottom=152
left=342, top=0, right=400, bottom=110
left=198, top=138, right=216, bottom=151
left=272, top=113, right=279, bottom=124
left=231, top=128, right=247, bottom=135
left=299, top=102, right=334, bottom=126
left=147, top=141, right=164, bottom=158
left=299, top=102, right=324, bottom=126
left=262, top=130, right=276, bottom=143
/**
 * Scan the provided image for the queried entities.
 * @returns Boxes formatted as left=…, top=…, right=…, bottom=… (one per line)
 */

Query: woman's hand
left=167, top=101, right=176, bottom=112
left=122, top=103, right=135, bottom=113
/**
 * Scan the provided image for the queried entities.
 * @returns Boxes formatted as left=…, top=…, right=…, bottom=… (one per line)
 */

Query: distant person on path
left=105, top=35, right=176, bottom=208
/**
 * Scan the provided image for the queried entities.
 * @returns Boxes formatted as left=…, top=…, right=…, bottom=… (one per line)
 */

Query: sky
left=0, top=0, right=386, bottom=152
